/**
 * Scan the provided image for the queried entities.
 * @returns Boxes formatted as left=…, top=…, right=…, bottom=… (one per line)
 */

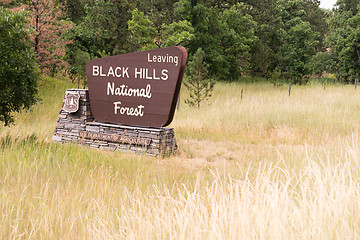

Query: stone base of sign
left=52, top=89, right=177, bottom=157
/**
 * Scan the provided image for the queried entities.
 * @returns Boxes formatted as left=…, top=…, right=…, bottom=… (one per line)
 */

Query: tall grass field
left=1, top=77, right=360, bottom=239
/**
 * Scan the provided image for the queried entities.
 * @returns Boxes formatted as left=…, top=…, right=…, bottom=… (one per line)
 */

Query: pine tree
left=184, top=48, right=215, bottom=108
left=13, top=0, right=73, bottom=76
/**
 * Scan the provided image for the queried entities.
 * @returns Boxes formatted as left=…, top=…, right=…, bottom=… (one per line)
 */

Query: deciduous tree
left=174, top=0, right=257, bottom=81
left=128, top=8, right=194, bottom=51
left=76, top=0, right=133, bottom=56
left=275, top=0, right=319, bottom=84
left=0, top=7, right=39, bottom=125
left=326, top=0, right=360, bottom=83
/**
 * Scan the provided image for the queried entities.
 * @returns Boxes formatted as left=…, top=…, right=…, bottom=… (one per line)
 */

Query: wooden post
left=288, top=82, right=291, bottom=96
left=241, top=88, right=243, bottom=101
left=355, top=79, right=358, bottom=90
left=324, top=79, right=326, bottom=91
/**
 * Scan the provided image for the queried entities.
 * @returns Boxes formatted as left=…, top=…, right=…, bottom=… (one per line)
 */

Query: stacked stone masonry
left=52, top=89, right=177, bottom=156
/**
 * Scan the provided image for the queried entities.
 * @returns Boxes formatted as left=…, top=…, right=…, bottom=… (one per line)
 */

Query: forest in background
left=2, top=0, right=360, bottom=85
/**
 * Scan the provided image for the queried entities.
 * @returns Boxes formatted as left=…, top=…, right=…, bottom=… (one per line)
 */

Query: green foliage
left=184, top=48, right=215, bottom=108
left=247, top=0, right=326, bottom=83
left=302, top=0, right=328, bottom=50
left=0, top=7, right=39, bottom=126
left=326, top=0, right=360, bottom=83
left=72, top=0, right=133, bottom=56
left=66, top=50, right=90, bottom=88
left=175, top=0, right=257, bottom=81
left=128, top=8, right=157, bottom=50
left=275, top=0, right=319, bottom=84
left=162, top=20, right=195, bottom=47
left=1, top=0, right=340, bottom=85
left=64, top=0, right=87, bottom=24
left=310, top=51, right=337, bottom=77
left=270, top=67, right=283, bottom=87
left=133, top=0, right=178, bottom=28
left=128, top=8, right=194, bottom=51
left=65, top=21, right=99, bottom=59
left=246, top=0, right=278, bottom=79
left=221, top=3, right=258, bottom=77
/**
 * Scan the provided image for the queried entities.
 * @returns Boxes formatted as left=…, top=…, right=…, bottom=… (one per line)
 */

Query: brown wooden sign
left=86, top=46, right=187, bottom=127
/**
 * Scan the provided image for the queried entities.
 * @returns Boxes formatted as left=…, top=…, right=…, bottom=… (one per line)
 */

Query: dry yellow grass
left=1, top=78, right=360, bottom=239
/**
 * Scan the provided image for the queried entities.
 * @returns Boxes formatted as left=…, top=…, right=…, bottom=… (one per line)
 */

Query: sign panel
left=86, top=46, right=187, bottom=127
left=63, top=91, right=80, bottom=113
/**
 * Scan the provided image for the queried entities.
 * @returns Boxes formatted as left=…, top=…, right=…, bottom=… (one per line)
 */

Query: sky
left=319, top=0, right=337, bottom=9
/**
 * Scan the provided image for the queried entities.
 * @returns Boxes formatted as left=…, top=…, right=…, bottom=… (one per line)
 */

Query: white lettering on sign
left=113, top=101, right=144, bottom=116
left=161, top=69, right=168, bottom=80
left=107, top=82, right=152, bottom=99
left=147, top=53, right=179, bottom=66
left=134, top=68, right=168, bottom=80
left=93, top=65, right=129, bottom=78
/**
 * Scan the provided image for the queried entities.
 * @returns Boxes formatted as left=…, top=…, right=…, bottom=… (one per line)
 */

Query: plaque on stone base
left=52, top=89, right=177, bottom=156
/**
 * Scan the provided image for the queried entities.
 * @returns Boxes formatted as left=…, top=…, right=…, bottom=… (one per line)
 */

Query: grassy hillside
left=1, top=77, right=360, bottom=239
